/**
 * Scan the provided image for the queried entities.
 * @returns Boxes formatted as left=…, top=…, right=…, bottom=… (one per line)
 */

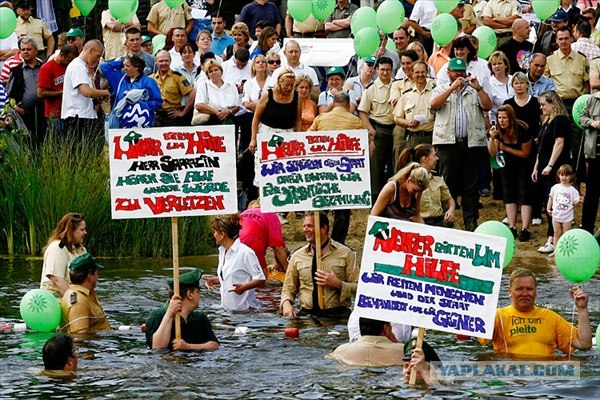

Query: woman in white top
left=435, top=36, right=491, bottom=93
left=487, top=51, right=515, bottom=122
left=40, top=213, right=87, bottom=297
left=194, top=59, right=240, bottom=125
left=204, top=214, right=265, bottom=311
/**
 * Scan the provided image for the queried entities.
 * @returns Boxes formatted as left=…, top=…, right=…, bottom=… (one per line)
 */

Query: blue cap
left=547, top=9, right=568, bottom=22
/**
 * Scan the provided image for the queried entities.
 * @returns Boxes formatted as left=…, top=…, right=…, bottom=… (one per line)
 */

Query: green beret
left=69, top=253, right=104, bottom=271
left=167, top=268, right=203, bottom=289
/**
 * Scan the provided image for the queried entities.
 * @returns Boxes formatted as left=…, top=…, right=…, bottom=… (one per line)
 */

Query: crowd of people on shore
left=1, top=0, right=597, bottom=382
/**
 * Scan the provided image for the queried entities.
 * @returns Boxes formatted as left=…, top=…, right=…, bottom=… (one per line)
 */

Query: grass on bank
left=0, top=121, right=213, bottom=257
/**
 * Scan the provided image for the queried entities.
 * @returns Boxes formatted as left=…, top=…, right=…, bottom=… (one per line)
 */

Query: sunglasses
left=267, top=60, right=281, bottom=65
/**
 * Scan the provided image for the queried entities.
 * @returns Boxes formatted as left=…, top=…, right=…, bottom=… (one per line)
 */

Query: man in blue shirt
left=210, top=13, right=235, bottom=57
left=240, top=0, right=282, bottom=40
left=527, top=53, right=556, bottom=98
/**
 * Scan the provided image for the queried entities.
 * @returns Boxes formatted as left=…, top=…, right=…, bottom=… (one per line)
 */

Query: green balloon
left=109, top=0, right=138, bottom=23
left=474, top=221, right=515, bottom=267
left=354, top=27, right=380, bottom=58
left=572, top=94, right=591, bottom=129
left=288, top=0, right=312, bottom=23
left=74, top=0, right=97, bottom=17
left=20, top=289, right=62, bottom=333
left=532, top=0, right=560, bottom=21
left=0, top=8, right=16, bottom=40
left=152, top=34, right=166, bottom=55
left=473, top=26, right=497, bottom=59
left=312, top=0, right=336, bottom=21
left=351, top=7, right=377, bottom=35
left=377, top=0, right=405, bottom=34
left=555, top=229, right=600, bottom=283
left=490, top=155, right=501, bottom=170
left=431, top=13, right=458, bottom=46
left=385, top=35, right=397, bottom=52
left=164, top=0, right=184, bottom=9
left=434, top=0, right=459, bottom=14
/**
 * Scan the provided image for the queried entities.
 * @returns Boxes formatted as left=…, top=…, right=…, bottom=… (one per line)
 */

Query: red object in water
left=141, top=323, right=146, bottom=333
left=456, top=333, right=471, bottom=341
left=0, top=323, right=13, bottom=332
left=285, top=327, right=299, bottom=338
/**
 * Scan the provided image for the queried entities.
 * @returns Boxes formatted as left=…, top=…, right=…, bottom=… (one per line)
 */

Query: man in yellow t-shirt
left=478, top=268, right=592, bottom=357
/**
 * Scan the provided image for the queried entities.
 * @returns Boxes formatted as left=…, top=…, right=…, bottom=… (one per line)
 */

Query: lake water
left=0, top=255, right=598, bottom=399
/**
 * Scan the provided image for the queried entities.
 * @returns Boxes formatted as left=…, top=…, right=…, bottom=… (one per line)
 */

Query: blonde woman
left=223, top=22, right=250, bottom=61
left=407, top=41, right=436, bottom=78
left=265, top=50, right=282, bottom=76
left=296, top=74, right=318, bottom=131
left=371, top=162, right=430, bottom=223
left=194, top=59, right=240, bottom=125
left=249, top=69, right=302, bottom=152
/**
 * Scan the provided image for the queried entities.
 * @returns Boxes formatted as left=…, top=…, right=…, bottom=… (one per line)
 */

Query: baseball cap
left=547, top=9, right=568, bottom=22
left=326, top=66, right=345, bottom=78
left=363, top=55, right=377, bottom=64
left=141, top=35, right=152, bottom=44
left=448, top=57, right=467, bottom=71
left=66, top=28, right=84, bottom=38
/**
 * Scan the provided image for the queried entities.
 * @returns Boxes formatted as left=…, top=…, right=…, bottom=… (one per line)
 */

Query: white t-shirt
left=40, top=240, right=86, bottom=293
left=194, top=78, right=240, bottom=111
left=242, top=77, right=265, bottom=112
left=550, top=184, right=580, bottom=223
left=217, top=239, right=265, bottom=311
left=61, top=57, right=96, bottom=119
left=0, top=33, right=18, bottom=71
left=409, top=0, right=437, bottom=30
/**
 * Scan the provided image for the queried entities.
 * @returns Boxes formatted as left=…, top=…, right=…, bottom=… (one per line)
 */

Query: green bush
left=0, top=121, right=214, bottom=257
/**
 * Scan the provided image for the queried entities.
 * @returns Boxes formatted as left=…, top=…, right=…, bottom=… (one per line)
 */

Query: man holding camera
left=430, top=57, right=491, bottom=232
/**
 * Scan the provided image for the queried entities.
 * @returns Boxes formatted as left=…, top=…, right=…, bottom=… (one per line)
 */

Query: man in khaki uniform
left=481, top=0, right=521, bottom=46
left=545, top=26, right=590, bottom=177
left=308, top=92, right=366, bottom=244
left=151, top=50, right=195, bottom=126
left=60, top=254, right=111, bottom=334
left=147, top=0, right=193, bottom=36
left=394, top=61, right=436, bottom=149
left=358, top=57, right=395, bottom=201
left=285, top=12, right=325, bottom=38
left=280, top=212, right=357, bottom=318
left=15, top=1, right=55, bottom=59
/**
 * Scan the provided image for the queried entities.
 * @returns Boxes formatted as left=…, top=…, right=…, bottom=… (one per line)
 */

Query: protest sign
left=257, top=130, right=371, bottom=213
left=108, top=126, right=237, bottom=219
left=354, top=217, right=505, bottom=339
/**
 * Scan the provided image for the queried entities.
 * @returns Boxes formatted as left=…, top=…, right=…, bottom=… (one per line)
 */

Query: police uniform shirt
left=393, top=79, right=436, bottom=133
left=545, top=49, right=590, bottom=100
left=60, top=284, right=111, bottom=334
left=151, top=69, right=193, bottom=110
left=15, top=16, right=53, bottom=51
left=358, top=78, right=394, bottom=125
left=481, top=0, right=521, bottom=34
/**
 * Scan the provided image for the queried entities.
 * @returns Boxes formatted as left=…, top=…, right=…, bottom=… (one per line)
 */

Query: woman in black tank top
left=249, top=69, right=303, bottom=152
left=371, top=162, right=430, bottom=223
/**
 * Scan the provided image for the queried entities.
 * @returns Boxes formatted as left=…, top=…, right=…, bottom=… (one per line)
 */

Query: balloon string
left=568, top=299, right=576, bottom=359
left=59, top=312, right=108, bottom=332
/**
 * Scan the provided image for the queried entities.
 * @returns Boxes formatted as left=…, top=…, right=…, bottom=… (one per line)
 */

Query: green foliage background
left=0, top=123, right=213, bottom=257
